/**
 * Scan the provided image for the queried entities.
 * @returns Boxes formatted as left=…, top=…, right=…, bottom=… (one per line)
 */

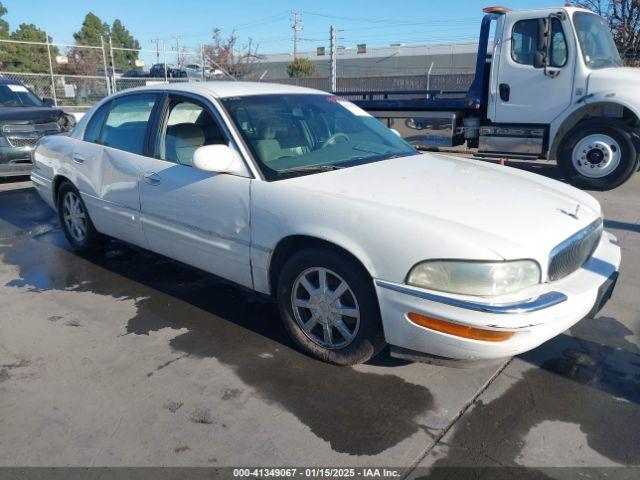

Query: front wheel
left=276, top=248, right=385, bottom=365
left=557, top=121, right=639, bottom=190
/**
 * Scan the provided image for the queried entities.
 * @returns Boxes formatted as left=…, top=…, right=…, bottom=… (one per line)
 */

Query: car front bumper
left=374, top=230, right=621, bottom=363
left=0, top=145, right=33, bottom=177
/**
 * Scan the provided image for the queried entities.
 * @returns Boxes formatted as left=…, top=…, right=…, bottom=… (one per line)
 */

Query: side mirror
left=42, top=97, right=55, bottom=107
left=534, top=18, right=549, bottom=69
left=533, top=51, right=547, bottom=69
left=193, top=144, right=248, bottom=177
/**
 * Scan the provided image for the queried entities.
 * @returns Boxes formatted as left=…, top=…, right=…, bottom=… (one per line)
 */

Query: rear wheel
left=558, top=121, right=639, bottom=190
left=276, top=248, right=385, bottom=365
left=57, top=181, right=102, bottom=252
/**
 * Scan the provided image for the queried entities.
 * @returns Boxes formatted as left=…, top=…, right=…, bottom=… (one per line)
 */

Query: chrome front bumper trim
left=375, top=280, right=567, bottom=314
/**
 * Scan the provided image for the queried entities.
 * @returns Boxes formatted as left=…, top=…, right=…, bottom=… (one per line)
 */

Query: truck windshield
left=221, top=94, right=416, bottom=180
left=0, top=84, right=44, bottom=107
left=573, top=12, right=622, bottom=69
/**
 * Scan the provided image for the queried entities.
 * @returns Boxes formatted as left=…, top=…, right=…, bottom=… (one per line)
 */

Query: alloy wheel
left=291, top=267, right=361, bottom=349
left=62, top=191, right=87, bottom=243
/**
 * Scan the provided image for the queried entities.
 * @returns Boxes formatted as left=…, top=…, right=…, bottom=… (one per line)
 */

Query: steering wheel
left=321, top=132, right=350, bottom=149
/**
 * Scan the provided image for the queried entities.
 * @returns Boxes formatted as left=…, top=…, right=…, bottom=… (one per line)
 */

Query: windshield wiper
left=278, top=164, right=343, bottom=176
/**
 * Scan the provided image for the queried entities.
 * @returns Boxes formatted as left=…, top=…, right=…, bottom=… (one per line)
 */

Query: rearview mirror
left=193, top=144, right=248, bottom=177
left=42, top=97, right=55, bottom=107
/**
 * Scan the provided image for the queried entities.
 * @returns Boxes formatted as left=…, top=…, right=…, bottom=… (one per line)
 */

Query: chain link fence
left=0, top=38, right=203, bottom=110
left=0, top=33, right=485, bottom=110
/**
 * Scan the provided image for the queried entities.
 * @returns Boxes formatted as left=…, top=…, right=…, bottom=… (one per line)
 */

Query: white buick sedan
left=31, top=82, right=621, bottom=366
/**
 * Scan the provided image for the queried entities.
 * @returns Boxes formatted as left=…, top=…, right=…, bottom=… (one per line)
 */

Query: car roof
left=120, top=81, right=327, bottom=99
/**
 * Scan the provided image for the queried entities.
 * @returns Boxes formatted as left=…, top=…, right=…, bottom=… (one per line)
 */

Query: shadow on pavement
left=604, top=219, right=640, bottom=234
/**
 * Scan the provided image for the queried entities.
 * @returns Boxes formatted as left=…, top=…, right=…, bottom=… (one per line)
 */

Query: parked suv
left=0, top=78, right=76, bottom=177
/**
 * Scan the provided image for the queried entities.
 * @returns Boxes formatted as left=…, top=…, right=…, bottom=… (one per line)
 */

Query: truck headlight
left=407, top=260, right=541, bottom=296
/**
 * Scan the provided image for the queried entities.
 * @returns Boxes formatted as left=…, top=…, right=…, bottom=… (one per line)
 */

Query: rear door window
left=84, top=101, right=111, bottom=144
left=100, top=93, right=158, bottom=155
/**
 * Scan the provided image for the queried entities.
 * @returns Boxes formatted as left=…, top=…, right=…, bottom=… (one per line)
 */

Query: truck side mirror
left=534, top=51, right=547, bottom=69
left=42, top=97, right=55, bottom=107
left=534, top=18, right=549, bottom=69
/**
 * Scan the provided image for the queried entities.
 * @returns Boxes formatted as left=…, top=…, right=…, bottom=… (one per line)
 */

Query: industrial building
left=253, top=41, right=480, bottom=80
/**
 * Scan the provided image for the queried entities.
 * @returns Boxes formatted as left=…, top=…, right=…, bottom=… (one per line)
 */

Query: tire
left=276, top=248, right=385, bottom=365
left=557, top=120, right=639, bottom=190
left=57, top=181, right=102, bottom=252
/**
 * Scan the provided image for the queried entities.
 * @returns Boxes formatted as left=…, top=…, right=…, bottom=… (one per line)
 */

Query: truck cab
left=352, top=6, right=640, bottom=190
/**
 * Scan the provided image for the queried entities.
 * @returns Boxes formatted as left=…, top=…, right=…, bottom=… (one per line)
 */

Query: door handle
left=72, top=153, right=86, bottom=164
left=499, top=83, right=510, bottom=102
left=143, top=172, right=161, bottom=186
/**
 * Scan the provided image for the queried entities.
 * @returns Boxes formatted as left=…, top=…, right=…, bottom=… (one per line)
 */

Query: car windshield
left=221, top=94, right=416, bottom=180
left=0, top=84, right=43, bottom=107
left=573, top=12, right=623, bottom=69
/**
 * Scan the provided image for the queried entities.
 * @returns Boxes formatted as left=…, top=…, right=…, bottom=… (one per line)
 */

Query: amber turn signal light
left=407, top=312, right=514, bottom=342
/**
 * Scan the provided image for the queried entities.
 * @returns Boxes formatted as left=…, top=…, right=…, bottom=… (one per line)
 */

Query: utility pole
left=175, top=36, right=182, bottom=68
left=329, top=25, right=337, bottom=93
left=152, top=39, right=160, bottom=64
left=200, top=44, right=206, bottom=81
left=291, top=11, right=302, bottom=59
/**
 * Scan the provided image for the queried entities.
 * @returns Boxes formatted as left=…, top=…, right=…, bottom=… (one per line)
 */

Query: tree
left=70, top=12, right=110, bottom=76
left=110, top=19, right=140, bottom=70
left=4, top=23, right=59, bottom=73
left=73, top=12, right=110, bottom=45
left=287, top=57, right=316, bottom=78
left=203, top=28, right=262, bottom=79
left=0, top=1, right=8, bottom=39
left=0, top=2, right=10, bottom=69
left=577, top=0, right=640, bottom=62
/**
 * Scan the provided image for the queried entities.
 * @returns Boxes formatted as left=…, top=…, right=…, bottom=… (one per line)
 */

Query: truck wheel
left=57, top=181, right=102, bottom=252
left=558, top=121, right=639, bottom=190
left=276, top=248, right=385, bottom=365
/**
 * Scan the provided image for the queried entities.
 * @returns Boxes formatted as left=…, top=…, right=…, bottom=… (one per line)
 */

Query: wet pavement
left=0, top=166, right=639, bottom=473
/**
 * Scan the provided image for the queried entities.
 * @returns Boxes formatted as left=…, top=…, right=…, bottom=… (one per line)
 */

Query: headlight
left=407, top=260, right=541, bottom=296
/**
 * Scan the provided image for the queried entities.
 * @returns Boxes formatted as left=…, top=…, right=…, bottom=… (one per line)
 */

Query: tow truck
left=349, top=5, right=640, bottom=190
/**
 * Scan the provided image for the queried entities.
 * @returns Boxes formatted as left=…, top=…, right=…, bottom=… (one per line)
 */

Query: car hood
left=283, top=153, right=602, bottom=259
left=587, top=67, right=640, bottom=96
left=0, top=107, right=65, bottom=123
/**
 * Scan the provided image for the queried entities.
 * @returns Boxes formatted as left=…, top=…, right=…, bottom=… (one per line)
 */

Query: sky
left=2, top=0, right=562, bottom=62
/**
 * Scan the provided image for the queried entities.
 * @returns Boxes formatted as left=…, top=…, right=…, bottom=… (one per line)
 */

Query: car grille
left=548, top=218, right=603, bottom=282
left=2, top=122, right=61, bottom=149
left=7, top=137, right=39, bottom=148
